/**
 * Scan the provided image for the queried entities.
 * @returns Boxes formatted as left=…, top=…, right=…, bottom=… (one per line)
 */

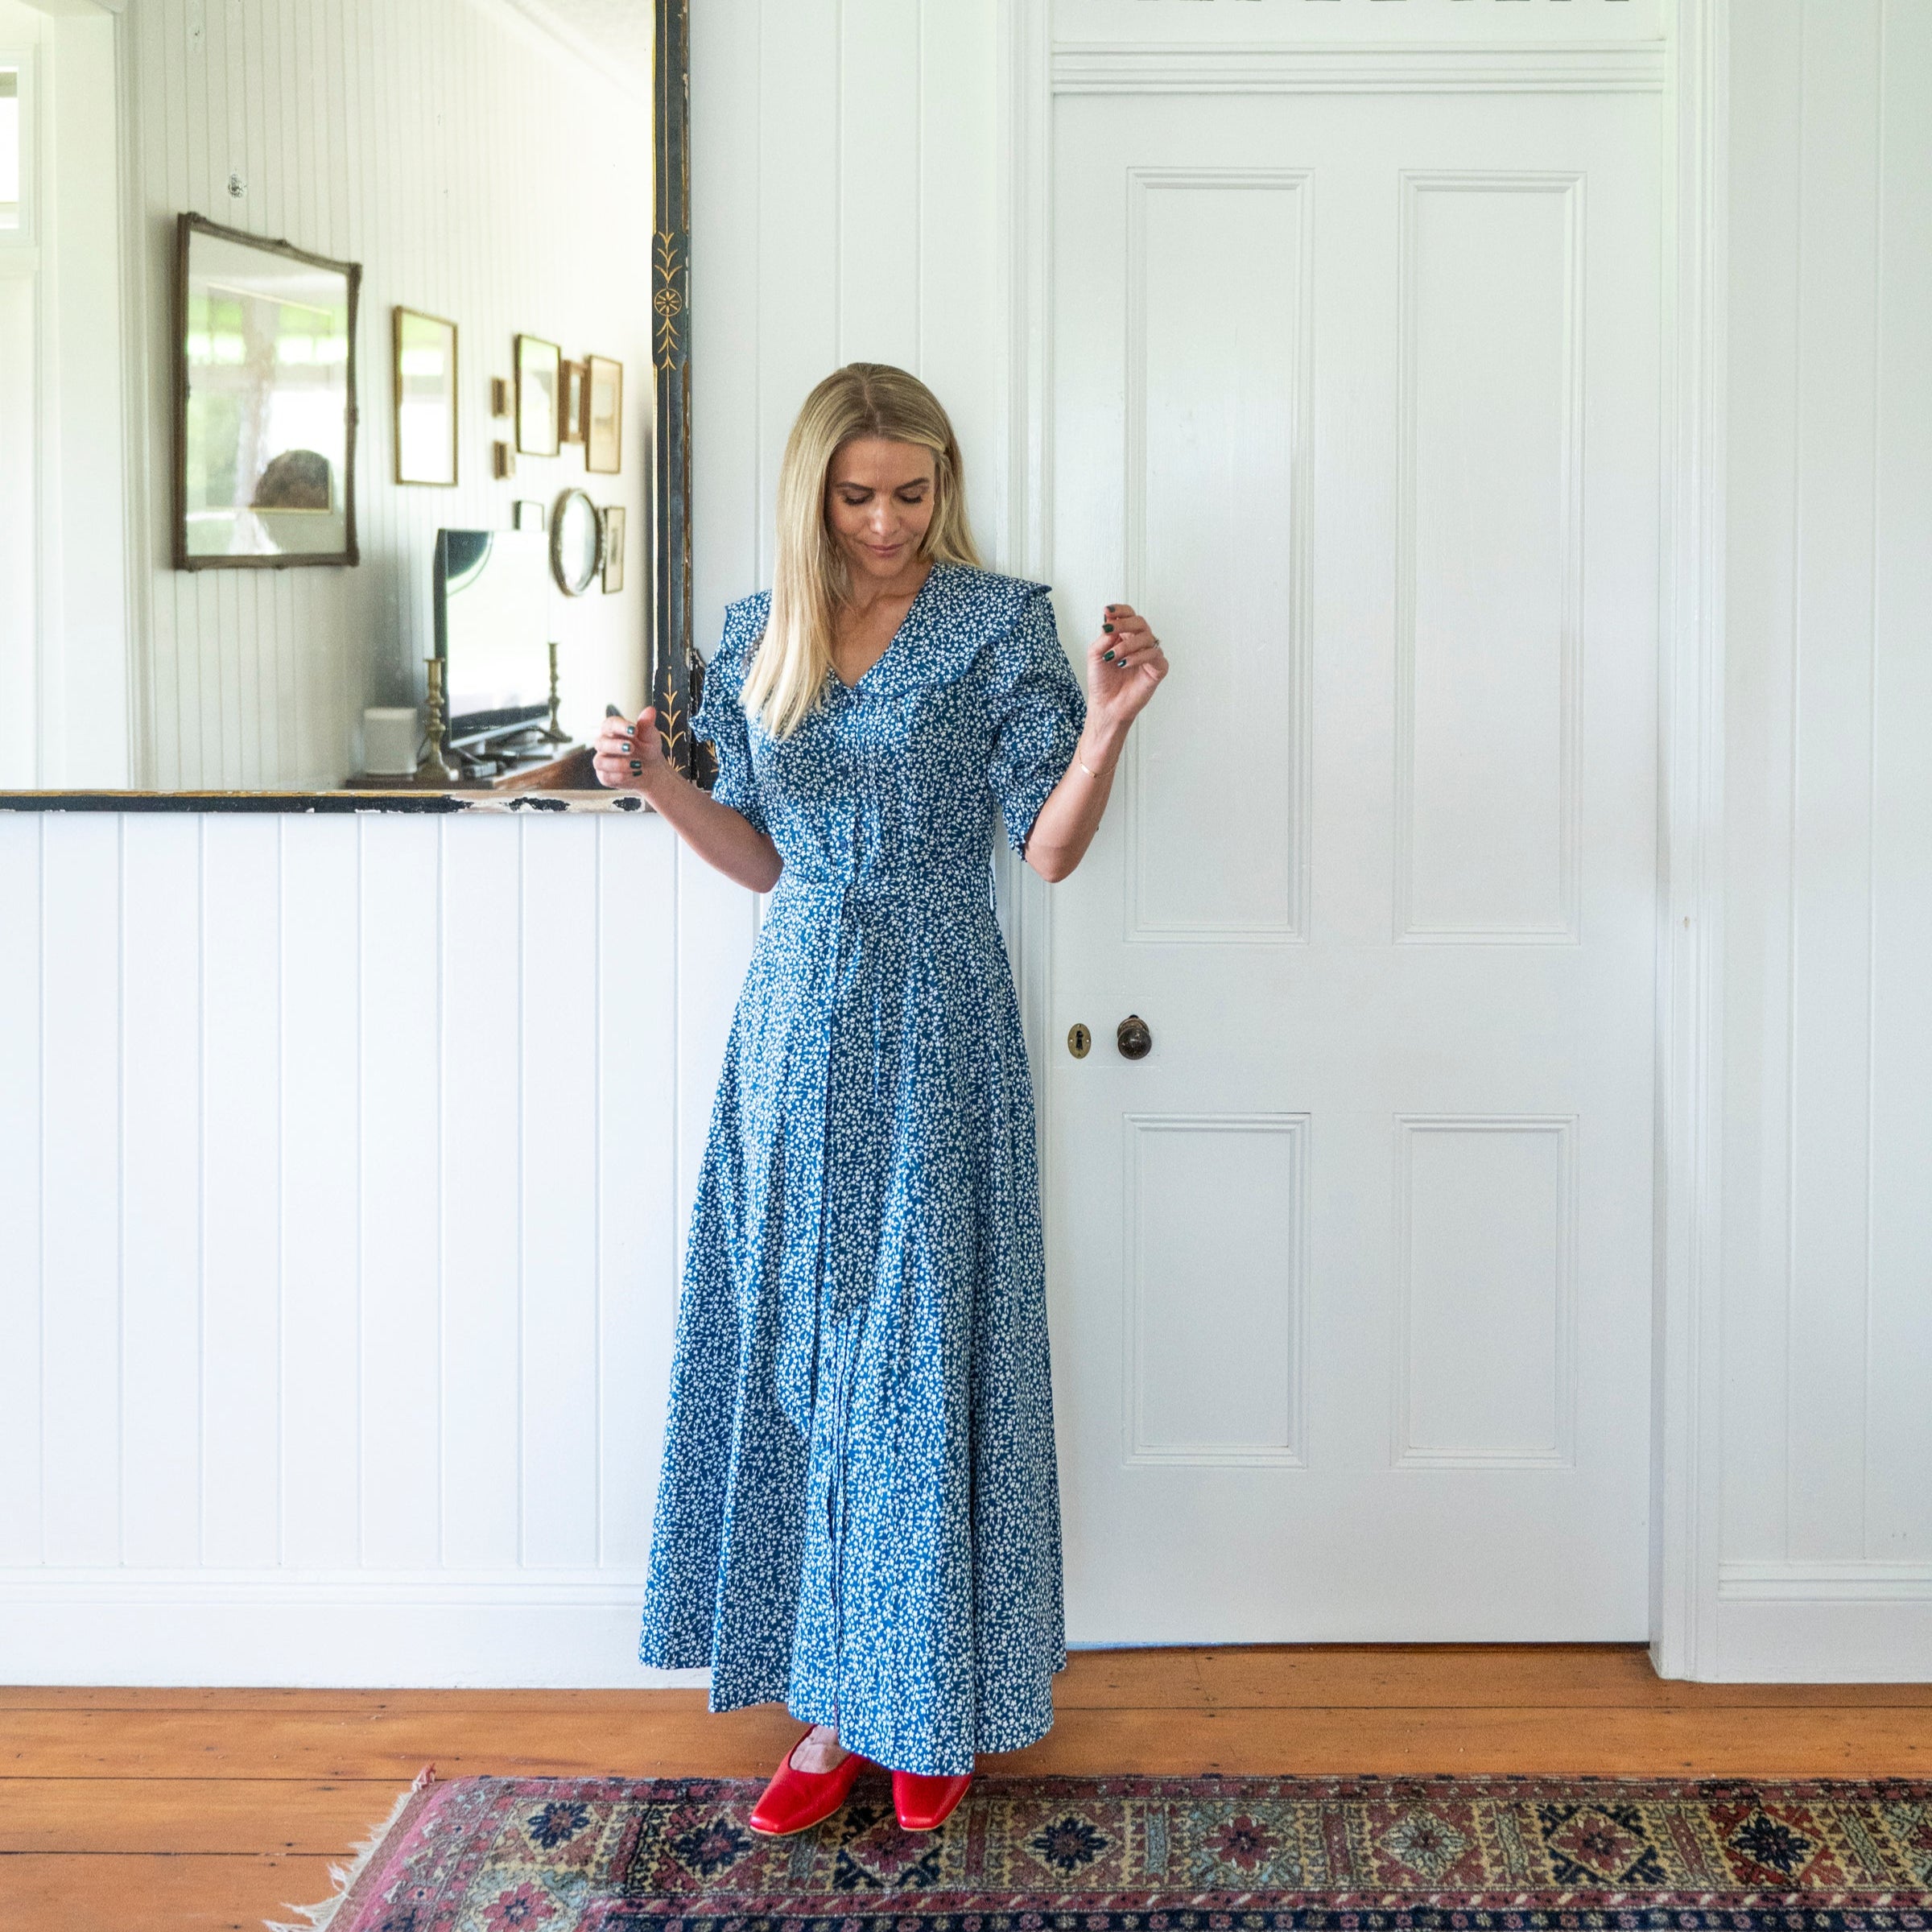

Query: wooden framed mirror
left=172, top=214, right=361, bottom=570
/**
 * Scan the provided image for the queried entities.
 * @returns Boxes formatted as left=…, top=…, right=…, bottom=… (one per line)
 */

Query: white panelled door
left=1047, top=87, right=1661, bottom=1641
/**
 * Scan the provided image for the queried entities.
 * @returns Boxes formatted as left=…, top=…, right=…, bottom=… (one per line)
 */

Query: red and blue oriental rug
left=270, top=1767, right=1932, bottom=1932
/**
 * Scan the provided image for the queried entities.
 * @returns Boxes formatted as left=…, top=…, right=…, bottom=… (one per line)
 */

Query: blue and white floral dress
left=638, top=562, right=1084, bottom=1776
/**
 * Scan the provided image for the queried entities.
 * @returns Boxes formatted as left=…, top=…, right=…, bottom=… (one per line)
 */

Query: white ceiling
left=506, top=0, right=652, bottom=95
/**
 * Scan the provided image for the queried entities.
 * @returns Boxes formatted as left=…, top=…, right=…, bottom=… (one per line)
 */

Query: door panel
left=1048, top=89, right=1660, bottom=1641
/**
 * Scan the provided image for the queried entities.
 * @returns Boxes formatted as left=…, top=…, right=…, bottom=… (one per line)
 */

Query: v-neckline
left=831, top=561, right=940, bottom=691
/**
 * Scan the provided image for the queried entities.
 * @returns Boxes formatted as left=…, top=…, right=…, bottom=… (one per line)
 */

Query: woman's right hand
left=592, top=707, right=670, bottom=794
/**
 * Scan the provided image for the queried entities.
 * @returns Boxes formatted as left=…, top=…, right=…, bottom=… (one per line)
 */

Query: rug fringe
left=263, top=1764, right=439, bottom=1932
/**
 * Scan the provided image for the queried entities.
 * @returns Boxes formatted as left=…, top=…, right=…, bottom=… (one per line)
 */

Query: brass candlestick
left=415, top=656, right=463, bottom=784
left=539, top=638, right=571, bottom=744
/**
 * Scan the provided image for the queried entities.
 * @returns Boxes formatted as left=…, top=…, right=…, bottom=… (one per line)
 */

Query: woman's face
left=825, top=437, right=937, bottom=585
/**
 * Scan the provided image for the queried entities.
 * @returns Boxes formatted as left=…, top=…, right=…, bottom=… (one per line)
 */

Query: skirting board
left=1710, top=1589, right=1932, bottom=1682
left=0, top=1570, right=711, bottom=1688
left=6, top=1568, right=1930, bottom=1685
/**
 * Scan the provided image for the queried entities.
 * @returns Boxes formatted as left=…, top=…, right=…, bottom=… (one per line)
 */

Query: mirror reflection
left=176, top=217, right=359, bottom=567
left=0, top=0, right=660, bottom=795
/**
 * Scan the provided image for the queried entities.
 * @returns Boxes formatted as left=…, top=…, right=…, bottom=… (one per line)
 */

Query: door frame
left=993, top=0, right=1729, bottom=1679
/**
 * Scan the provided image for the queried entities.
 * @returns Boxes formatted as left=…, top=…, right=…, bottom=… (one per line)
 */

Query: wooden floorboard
left=0, top=1780, right=401, bottom=1856
left=0, top=1853, right=341, bottom=1932
left=7, top=1646, right=1930, bottom=1713
left=4, top=1648, right=1930, bottom=1930
left=8, top=1701, right=1930, bottom=1784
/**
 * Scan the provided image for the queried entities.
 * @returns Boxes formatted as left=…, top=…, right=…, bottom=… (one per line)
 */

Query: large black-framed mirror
left=0, top=0, right=690, bottom=805
left=649, top=0, right=697, bottom=785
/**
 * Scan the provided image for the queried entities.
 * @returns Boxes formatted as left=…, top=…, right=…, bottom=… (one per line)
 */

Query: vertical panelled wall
left=0, top=0, right=1003, bottom=1686
left=690, top=0, right=1004, bottom=645
left=0, top=807, right=711, bottom=1686
left=126, top=0, right=654, bottom=789
left=1716, top=0, right=1932, bottom=1676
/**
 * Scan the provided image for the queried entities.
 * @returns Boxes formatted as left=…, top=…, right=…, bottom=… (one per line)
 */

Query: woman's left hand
left=1086, top=604, right=1168, bottom=736
left=1025, top=604, right=1167, bottom=882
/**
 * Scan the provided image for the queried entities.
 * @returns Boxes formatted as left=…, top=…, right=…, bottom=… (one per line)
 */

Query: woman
left=597, top=364, right=1166, bottom=1837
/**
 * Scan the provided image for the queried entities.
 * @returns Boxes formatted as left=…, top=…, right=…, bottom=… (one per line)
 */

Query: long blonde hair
left=742, top=363, right=981, bottom=738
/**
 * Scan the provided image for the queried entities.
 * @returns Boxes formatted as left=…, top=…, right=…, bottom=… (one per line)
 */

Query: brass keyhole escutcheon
left=1067, top=1022, right=1092, bottom=1059
left=1117, top=1013, right=1152, bottom=1060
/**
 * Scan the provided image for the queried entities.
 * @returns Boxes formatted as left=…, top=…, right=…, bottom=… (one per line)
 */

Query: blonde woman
left=598, top=364, right=1166, bottom=1836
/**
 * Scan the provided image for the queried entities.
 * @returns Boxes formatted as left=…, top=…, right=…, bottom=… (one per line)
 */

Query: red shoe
left=892, top=1769, right=972, bottom=1832
left=748, top=1733, right=869, bottom=1837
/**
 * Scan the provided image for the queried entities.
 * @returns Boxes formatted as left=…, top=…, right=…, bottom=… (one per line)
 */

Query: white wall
left=122, top=0, right=654, bottom=789
left=1707, top=0, right=1932, bottom=1675
left=690, top=0, right=1003, bottom=642
left=0, top=0, right=1005, bottom=1686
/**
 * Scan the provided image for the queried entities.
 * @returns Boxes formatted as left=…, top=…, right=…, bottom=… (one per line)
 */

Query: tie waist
left=768, top=852, right=993, bottom=919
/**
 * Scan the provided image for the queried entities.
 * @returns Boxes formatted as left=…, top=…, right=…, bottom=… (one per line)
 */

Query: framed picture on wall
left=172, top=213, right=361, bottom=569
left=515, top=333, right=560, bottom=456
left=601, top=505, right=625, bottom=593
left=392, top=307, right=457, bottom=485
left=559, top=359, right=587, bottom=444
left=585, top=354, right=621, bottom=473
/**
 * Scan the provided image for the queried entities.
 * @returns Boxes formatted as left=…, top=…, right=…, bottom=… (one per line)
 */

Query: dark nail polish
left=619, top=740, right=632, bottom=752
left=629, top=759, right=642, bottom=774
left=1102, top=623, right=1114, bottom=632
left=1103, top=650, right=1115, bottom=662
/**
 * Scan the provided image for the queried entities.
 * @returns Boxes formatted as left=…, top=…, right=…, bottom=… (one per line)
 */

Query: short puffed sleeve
left=693, top=597, right=769, bottom=837
left=987, top=586, right=1087, bottom=858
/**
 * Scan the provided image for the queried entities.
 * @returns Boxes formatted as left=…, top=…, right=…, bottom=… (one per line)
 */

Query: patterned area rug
left=272, top=1767, right=1932, bottom=1932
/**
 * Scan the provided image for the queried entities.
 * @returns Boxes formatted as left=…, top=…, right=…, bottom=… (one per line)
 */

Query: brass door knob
left=1117, top=1013, right=1152, bottom=1060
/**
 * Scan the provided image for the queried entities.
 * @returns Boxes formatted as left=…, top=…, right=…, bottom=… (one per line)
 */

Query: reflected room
left=0, top=0, right=668, bottom=797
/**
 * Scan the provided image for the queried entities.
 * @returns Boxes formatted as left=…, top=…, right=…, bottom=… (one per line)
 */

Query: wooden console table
left=341, top=744, right=601, bottom=793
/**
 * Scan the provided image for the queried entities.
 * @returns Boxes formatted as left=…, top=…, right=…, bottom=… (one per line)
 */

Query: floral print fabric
left=638, top=563, right=1085, bottom=1775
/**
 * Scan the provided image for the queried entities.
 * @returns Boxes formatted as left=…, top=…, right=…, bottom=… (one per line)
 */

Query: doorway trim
left=996, top=0, right=1728, bottom=1679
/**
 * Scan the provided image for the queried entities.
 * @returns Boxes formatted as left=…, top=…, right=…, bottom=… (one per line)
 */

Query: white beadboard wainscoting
left=0, top=807, right=750, bottom=1684
left=1706, top=0, right=1932, bottom=1678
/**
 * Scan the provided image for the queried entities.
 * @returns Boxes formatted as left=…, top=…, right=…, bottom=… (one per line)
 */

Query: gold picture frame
left=601, top=505, right=625, bottom=593
left=515, top=332, right=560, bottom=456
left=392, top=307, right=457, bottom=486
left=559, top=358, right=587, bottom=444
left=585, top=353, right=621, bottom=474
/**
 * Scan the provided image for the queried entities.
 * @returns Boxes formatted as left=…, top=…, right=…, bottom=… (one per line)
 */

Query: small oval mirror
left=551, top=488, right=603, bottom=597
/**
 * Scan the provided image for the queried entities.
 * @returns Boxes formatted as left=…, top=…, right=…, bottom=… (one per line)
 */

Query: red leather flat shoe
left=748, top=1734, right=869, bottom=1837
left=892, top=1769, right=972, bottom=1832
